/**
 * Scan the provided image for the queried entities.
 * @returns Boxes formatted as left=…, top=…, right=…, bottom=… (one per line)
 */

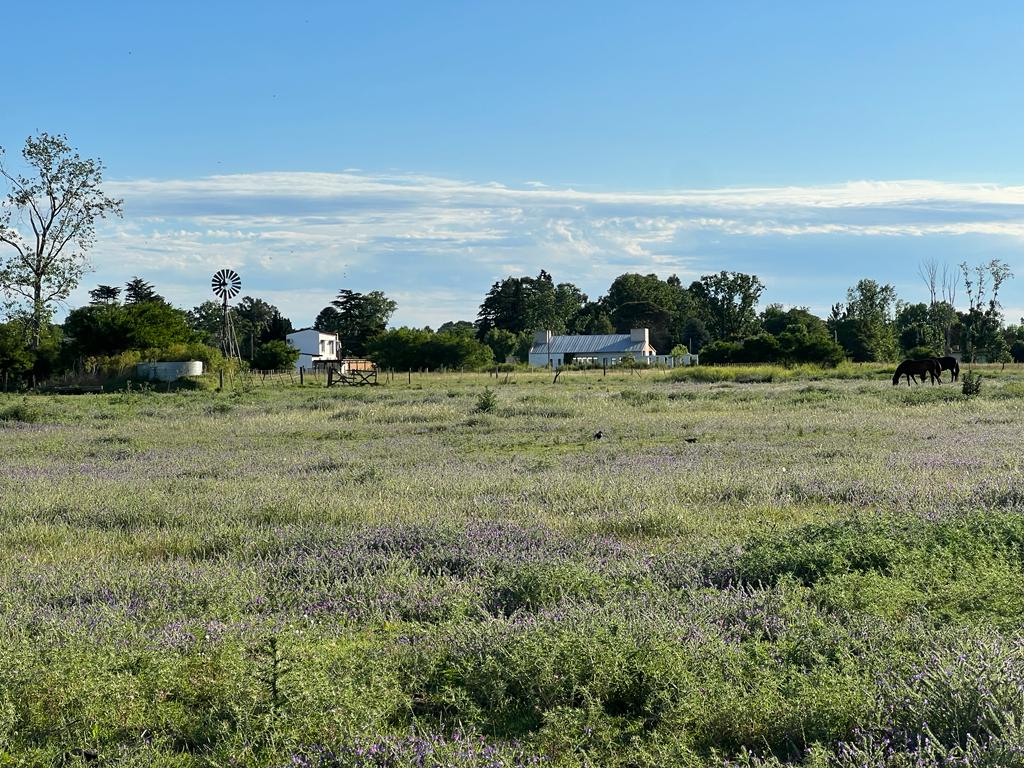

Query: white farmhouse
left=285, top=328, right=341, bottom=370
left=528, top=328, right=657, bottom=368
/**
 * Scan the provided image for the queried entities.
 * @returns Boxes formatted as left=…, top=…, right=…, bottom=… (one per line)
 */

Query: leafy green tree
left=959, top=259, right=1013, bottom=364
left=609, top=300, right=674, bottom=353
left=829, top=279, right=899, bottom=362
left=1011, top=340, right=1024, bottom=364
left=475, top=271, right=586, bottom=336
left=124, top=277, right=162, bottom=305
left=0, top=134, right=123, bottom=348
left=262, top=309, right=293, bottom=344
left=483, top=327, right=520, bottom=362
left=64, top=302, right=196, bottom=358
left=895, top=302, right=941, bottom=355
left=188, top=300, right=227, bottom=347
left=569, top=302, right=615, bottom=335
left=88, top=285, right=121, bottom=305
left=251, top=340, right=300, bottom=370
left=699, top=339, right=742, bottom=364
left=778, top=327, right=845, bottom=366
left=366, top=328, right=493, bottom=370
left=603, top=273, right=690, bottom=318
left=601, top=272, right=694, bottom=348
left=437, top=321, right=476, bottom=338
left=761, top=305, right=827, bottom=338
left=689, top=271, right=764, bottom=340
left=426, top=333, right=494, bottom=369
left=314, top=289, right=397, bottom=357
left=735, top=333, right=781, bottom=363
left=233, top=296, right=285, bottom=358
left=679, top=317, right=710, bottom=353
left=0, top=321, right=31, bottom=387
left=365, top=327, right=434, bottom=370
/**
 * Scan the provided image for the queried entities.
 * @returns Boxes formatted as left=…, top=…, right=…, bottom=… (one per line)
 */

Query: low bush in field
left=0, top=398, right=43, bottom=423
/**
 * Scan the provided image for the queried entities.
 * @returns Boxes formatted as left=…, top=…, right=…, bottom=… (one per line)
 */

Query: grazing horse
left=937, top=356, right=960, bottom=382
left=892, top=359, right=940, bottom=386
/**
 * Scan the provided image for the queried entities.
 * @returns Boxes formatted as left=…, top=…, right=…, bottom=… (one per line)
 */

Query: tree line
left=1, top=133, right=1021, bottom=387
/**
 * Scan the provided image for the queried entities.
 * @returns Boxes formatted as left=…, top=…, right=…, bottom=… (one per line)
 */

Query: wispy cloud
left=80, top=172, right=1024, bottom=327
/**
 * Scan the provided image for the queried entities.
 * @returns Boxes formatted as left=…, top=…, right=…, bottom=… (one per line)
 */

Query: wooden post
left=300, top=366, right=304, bottom=385
left=328, top=368, right=334, bottom=387
left=603, top=361, right=607, bottom=377
left=219, top=370, right=224, bottom=390
left=408, top=369, right=411, bottom=385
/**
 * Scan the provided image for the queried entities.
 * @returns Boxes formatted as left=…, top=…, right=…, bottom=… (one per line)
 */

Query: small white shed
left=285, top=329, right=341, bottom=370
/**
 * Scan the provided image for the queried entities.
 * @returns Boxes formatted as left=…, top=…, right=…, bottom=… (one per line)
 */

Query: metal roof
left=531, top=334, right=648, bottom=355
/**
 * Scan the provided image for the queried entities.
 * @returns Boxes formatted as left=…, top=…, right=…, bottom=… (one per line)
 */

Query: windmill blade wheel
left=211, top=268, right=241, bottom=300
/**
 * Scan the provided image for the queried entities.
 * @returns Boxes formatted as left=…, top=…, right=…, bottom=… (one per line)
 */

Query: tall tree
left=475, top=271, right=586, bottom=336
left=829, top=279, right=899, bottom=362
left=601, top=273, right=694, bottom=349
left=314, top=289, right=397, bottom=356
left=610, top=301, right=674, bottom=352
left=960, top=259, right=1013, bottom=364
left=918, top=258, right=960, bottom=353
left=88, top=284, right=121, bottom=305
left=689, top=271, right=765, bottom=340
left=262, top=309, right=293, bottom=344
left=570, top=302, right=615, bottom=335
left=895, top=302, right=941, bottom=354
left=0, top=320, right=32, bottom=388
left=124, top=277, right=161, bottom=304
left=0, top=133, right=122, bottom=347
left=233, top=296, right=277, bottom=358
left=678, top=317, right=711, bottom=353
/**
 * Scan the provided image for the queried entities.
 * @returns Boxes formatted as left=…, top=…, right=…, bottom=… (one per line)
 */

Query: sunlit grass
left=0, top=365, right=1022, bottom=764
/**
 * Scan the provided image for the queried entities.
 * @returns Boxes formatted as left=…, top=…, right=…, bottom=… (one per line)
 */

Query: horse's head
left=891, top=370, right=901, bottom=385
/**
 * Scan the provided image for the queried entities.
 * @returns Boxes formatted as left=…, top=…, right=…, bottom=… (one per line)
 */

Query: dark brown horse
left=892, top=359, right=941, bottom=386
left=937, top=356, right=960, bottom=382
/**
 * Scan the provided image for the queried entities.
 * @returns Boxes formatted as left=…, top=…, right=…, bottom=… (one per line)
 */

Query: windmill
left=211, top=268, right=242, bottom=360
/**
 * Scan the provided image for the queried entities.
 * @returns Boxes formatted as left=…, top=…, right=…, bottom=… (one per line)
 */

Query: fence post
left=219, top=370, right=224, bottom=389
left=300, top=366, right=304, bottom=385
left=408, top=369, right=411, bottom=385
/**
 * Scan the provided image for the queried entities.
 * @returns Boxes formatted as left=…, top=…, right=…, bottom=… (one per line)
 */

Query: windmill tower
left=211, top=268, right=242, bottom=360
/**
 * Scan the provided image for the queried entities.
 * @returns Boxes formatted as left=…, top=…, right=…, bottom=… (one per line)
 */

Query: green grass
left=0, top=365, right=1023, bottom=765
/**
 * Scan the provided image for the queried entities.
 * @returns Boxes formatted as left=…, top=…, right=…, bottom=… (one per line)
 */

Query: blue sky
left=4, top=1, right=1024, bottom=327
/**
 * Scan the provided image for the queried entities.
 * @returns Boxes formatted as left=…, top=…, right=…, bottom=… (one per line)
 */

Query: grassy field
left=1, top=365, right=1024, bottom=766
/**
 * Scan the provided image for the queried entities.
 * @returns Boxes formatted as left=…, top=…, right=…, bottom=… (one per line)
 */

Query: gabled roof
left=530, top=334, right=648, bottom=355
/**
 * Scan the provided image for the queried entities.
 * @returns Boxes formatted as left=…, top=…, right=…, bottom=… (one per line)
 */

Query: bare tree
left=918, top=258, right=939, bottom=305
left=0, top=133, right=122, bottom=347
left=941, top=262, right=959, bottom=306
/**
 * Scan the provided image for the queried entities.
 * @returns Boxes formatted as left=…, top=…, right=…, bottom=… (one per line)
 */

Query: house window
left=320, top=340, right=325, bottom=354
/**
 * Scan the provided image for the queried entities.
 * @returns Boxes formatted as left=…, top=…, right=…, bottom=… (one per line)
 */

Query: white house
left=286, top=329, right=341, bottom=370
left=528, top=328, right=658, bottom=368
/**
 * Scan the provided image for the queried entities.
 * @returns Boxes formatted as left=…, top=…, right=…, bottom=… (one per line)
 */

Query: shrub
left=0, top=399, right=42, bottom=423
left=475, top=388, right=498, bottom=413
left=962, top=370, right=983, bottom=396
left=251, top=340, right=300, bottom=371
left=700, top=340, right=743, bottom=365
